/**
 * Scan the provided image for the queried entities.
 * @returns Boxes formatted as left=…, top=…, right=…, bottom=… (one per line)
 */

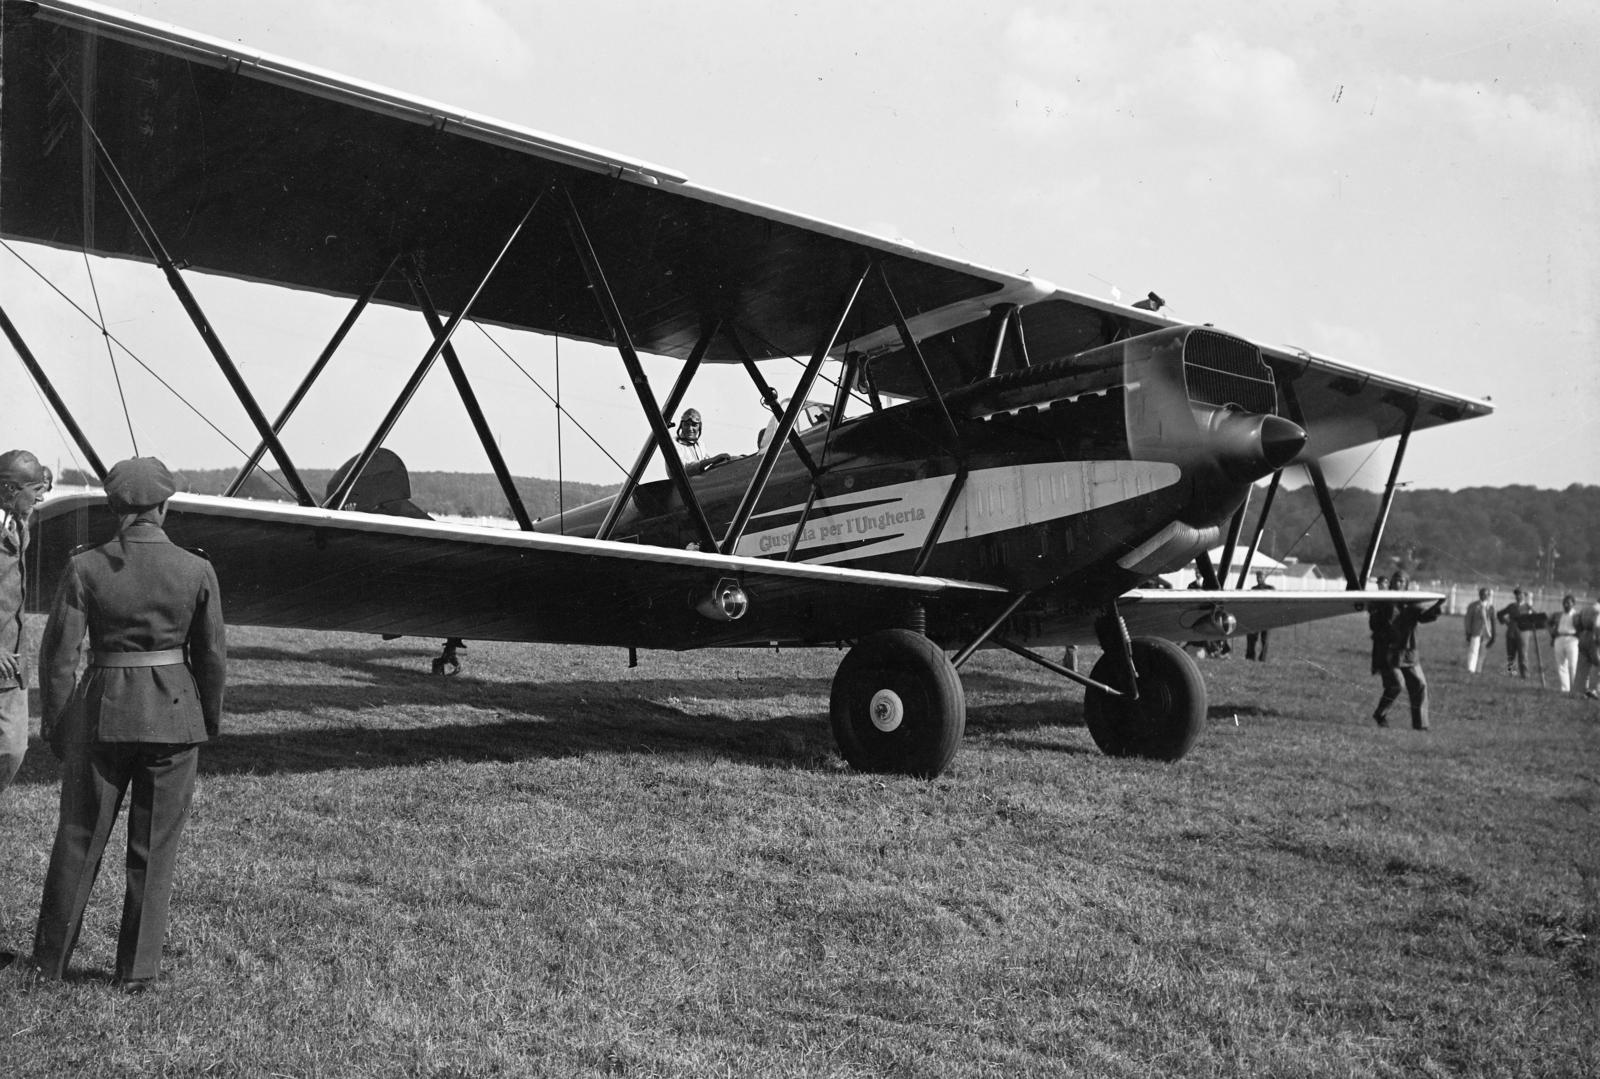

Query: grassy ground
left=1, top=614, right=1595, bottom=1078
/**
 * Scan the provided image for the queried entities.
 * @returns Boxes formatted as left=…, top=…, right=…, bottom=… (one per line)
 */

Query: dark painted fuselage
left=538, top=326, right=1300, bottom=647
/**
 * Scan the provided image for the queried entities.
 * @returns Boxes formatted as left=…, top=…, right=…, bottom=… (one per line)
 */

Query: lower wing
left=1113, top=588, right=1443, bottom=642
left=28, top=493, right=1003, bottom=649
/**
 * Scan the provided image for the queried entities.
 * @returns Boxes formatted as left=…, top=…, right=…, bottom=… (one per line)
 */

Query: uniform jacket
left=1464, top=599, right=1497, bottom=640
left=1497, top=601, right=1534, bottom=632
left=0, top=515, right=27, bottom=688
left=1374, top=600, right=1442, bottom=669
left=39, top=520, right=226, bottom=745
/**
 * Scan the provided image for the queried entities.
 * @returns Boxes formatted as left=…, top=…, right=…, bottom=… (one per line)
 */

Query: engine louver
left=1182, top=330, right=1277, bottom=414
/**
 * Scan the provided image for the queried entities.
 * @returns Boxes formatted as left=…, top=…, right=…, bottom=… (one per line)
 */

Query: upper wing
left=0, top=0, right=1046, bottom=365
left=28, top=492, right=1004, bottom=647
left=865, top=290, right=1491, bottom=455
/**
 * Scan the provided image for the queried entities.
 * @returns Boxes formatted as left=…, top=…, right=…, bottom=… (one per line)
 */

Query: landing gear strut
left=1083, top=637, right=1207, bottom=761
left=830, top=629, right=965, bottom=778
left=432, top=637, right=465, bottom=676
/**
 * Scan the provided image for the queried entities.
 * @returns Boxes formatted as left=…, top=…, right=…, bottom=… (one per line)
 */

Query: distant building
left=1160, top=551, right=1335, bottom=590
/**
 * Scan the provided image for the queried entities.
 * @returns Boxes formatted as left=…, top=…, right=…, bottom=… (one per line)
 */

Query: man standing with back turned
left=30, top=458, right=225, bottom=991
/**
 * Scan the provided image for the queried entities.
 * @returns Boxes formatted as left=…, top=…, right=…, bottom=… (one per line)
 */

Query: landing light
left=694, top=578, right=749, bottom=622
left=1199, top=605, right=1237, bottom=636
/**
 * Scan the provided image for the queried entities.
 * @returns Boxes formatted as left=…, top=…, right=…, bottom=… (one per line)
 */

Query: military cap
left=105, top=457, right=177, bottom=513
left=0, top=448, right=50, bottom=486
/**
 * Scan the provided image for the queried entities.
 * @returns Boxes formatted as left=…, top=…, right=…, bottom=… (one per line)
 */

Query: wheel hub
left=869, top=688, right=904, bottom=732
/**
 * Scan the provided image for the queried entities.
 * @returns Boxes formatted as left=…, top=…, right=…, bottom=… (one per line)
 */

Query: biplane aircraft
left=1, top=0, right=1489, bottom=777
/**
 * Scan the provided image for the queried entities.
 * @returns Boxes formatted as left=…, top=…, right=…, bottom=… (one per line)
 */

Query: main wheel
left=830, top=629, right=965, bottom=778
left=1083, top=637, right=1206, bottom=761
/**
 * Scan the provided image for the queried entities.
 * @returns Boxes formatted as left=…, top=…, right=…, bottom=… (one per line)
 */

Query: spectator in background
left=1497, top=588, right=1534, bottom=678
left=1549, top=594, right=1582, bottom=694
left=0, top=450, right=51, bottom=796
left=1572, top=597, right=1600, bottom=701
left=1463, top=587, right=1496, bottom=674
left=1372, top=571, right=1443, bottom=730
left=1245, top=570, right=1275, bottom=661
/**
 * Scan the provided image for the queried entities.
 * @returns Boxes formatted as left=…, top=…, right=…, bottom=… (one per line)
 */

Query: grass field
left=1, top=613, right=1596, bottom=1077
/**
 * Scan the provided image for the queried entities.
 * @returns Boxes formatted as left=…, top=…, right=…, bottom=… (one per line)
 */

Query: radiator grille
left=1182, top=330, right=1277, bottom=414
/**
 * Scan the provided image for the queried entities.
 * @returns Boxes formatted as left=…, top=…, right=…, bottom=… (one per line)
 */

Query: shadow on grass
left=18, top=702, right=843, bottom=783
left=12, top=646, right=1089, bottom=785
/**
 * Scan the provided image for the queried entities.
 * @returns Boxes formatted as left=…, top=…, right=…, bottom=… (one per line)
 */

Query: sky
left=1, top=0, right=1595, bottom=496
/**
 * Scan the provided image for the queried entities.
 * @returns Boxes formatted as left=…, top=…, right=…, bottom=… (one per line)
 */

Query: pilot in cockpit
left=675, top=408, right=703, bottom=460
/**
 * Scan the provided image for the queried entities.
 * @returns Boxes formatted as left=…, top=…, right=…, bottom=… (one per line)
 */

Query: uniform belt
left=90, top=649, right=187, bottom=668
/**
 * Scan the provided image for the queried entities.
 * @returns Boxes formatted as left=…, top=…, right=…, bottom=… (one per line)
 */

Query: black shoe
left=1374, top=714, right=1389, bottom=728
left=0, top=951, right=15, bottom=971
left=114, top=977, right=156, bottom=994
left=1413, top=724, right=1429, bottom=732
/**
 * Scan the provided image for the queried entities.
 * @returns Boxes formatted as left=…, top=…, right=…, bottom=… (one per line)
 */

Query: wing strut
left=225, top=255, right=398, bottom=498
left=718, top=263, right=871, bottom=556
left=325, top=192, right=543, bottom=511
left=562, top=186, right=720, bottom=552
left=1216, top=484, right=1252, bottom=587
left=597, top=318, right=720, bottom=542
left=1282, top=378, right=1361, bottom=590
left=724, top=326, right=821, bottom=476
left=59, top=94, right=319, bottom=505
left=875, top=264, right=969, bottom=576
left=984, top=304, right=1015, bottom=378
left=1234, top=468, right=1282, bottom=587
left=1358, top=403, right=1417, bottom=588
left=0, top=301, right=108, bottom=482
left=409, top=268, right=535, bottom=531
left=784, top=351, right=860, bottom=562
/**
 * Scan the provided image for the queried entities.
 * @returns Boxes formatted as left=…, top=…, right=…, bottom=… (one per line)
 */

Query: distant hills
left=62, top=467, right=619, bottom=522
left=1233, top=484, right=1600, bottom=592
left=61, top=466, right=1599, bottom=591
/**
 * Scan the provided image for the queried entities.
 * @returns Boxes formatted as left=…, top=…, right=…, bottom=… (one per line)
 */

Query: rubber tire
left=1083, top=637, right=1207, bottom=761
left=830, top=629, right=965, bottom=778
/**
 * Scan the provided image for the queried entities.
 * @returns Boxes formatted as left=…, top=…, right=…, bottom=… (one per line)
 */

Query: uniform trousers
left=1552, top=637, right=1579, bottom=693
left=33, top=741, right=198, bottom=982
left=0, top=686, right=26, bottom=794
left=1506, top=632, right=1529, bottom=677
left=1246, top=632, right=1269, bottom=661
left=1465, top=635, right=1491, bottom=674
left=1376, top=664, right=1429, bottom=729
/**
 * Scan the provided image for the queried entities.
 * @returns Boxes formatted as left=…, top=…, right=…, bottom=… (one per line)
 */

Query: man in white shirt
left=1550, top=595, right=1582, bottom=693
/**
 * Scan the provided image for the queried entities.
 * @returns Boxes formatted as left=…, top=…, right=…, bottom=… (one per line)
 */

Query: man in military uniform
left=30, top=458, right=225, bottom=990
left=1497, top=588, right=1534, bottom=677
left=1371, top=571, right=1443, bottom=730
left=0, top=450, right=51, bottom=795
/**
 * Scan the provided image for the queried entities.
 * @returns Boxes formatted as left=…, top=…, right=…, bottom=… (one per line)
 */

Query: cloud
left=1308, top=321, right=1386, bottom=366
left=997, top=6, right=1598, bottom=178
left=1410, top=77, right=1597, bottom=174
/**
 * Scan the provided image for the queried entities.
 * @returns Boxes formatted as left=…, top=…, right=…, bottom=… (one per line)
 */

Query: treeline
left=62, top=468, right=619, bottom=522
left=59, top=465, right=1600, bottom=589
left=1238, top=484, right=1600, bottom=591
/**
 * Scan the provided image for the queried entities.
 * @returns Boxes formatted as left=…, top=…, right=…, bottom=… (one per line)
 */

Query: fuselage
left=539, top=326, right=1304, bottom=646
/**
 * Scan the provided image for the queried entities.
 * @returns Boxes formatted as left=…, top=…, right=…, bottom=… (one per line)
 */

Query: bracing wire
left=0, top=239, right=294, bottom=499
left=80, top=250, right=138, bottom=453
left=1274, top=439, right=1387, bottom=565
left=733, top=319, right=874, bottom=412
left=470, top=320, right=628, bottom=476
